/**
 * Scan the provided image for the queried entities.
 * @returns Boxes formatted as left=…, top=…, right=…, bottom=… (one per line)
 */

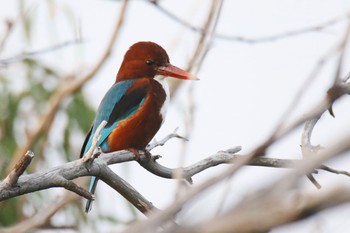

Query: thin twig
left=168, top=0, right=222, bottom=97
left=332, top=21, right=350, bottom=86
left=57, top=177, right=93, bottom=200
left=0, top=40, right=82, bottom=67
left=147, top=128, right=188, bottom=151
left=320, top=164, right=350, bottom=177
left=328, top=21, right=350, bottom=116
left=149, top=1, right=350, bottom=43
left=0, top=20, right=14, bottom=55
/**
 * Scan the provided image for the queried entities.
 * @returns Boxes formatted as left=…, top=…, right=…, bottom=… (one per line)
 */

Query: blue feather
left=83, top=80, right=135, bottom=154
left=83, top=79, right=148, bottom=212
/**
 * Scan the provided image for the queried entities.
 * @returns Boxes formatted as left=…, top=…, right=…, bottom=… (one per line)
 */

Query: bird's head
left=116, top=41, right=198, bottom=82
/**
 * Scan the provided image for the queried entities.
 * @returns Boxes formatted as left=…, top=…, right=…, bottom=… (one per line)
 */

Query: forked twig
left=82, top=120, right=107, bottom=162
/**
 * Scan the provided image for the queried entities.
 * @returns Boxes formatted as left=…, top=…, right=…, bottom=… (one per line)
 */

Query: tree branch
left=0, top=39, right=82, bottom=67
left=149, top=0, right=350, bottom=43
left=1, top=146, right=241, bottom=202
left=2, top=139, right=349, bottom=217
left=177, top=185, right=350, bottom=233
left=301, top=117, right=322, bottom=189
left=117, top=71, right=350, bottom=232
left=168, top=0, right=222, bottom=97
left=0, top=150, right=34, bottom=189
left=0, top=19, right=14, bottom=55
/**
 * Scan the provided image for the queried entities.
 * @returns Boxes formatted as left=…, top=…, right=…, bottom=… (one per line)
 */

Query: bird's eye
left=146, top=60, right=154, bottom=65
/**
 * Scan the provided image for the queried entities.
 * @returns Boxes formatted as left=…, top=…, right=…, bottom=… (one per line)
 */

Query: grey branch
left=0, top=151, right=34, bottom=189
left=0, top=140, right=241, bottom=214
left=2, top=139, right=349, bottom=215
left=301, top=117, right=322, bottom=189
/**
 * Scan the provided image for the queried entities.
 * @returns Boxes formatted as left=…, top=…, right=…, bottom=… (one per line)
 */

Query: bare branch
left=147, top=128, right=188, bottom=151
left=0, top=148, right=242, bottom=202
left=301, top=117, right=322, bottom=189
left=119, top=130, right=350, bottom=233
left=332, top=21, right=350, bottom=85
left=169, top=0, right=222, bottom=97
left=0, top=40, right=82, bottom=67
left=118, top=67, right=350, bottom=231
left=0, top=150, right=34, bottom=189
left=0, top=136, right=237, bottom=215
left=0, top=135, right=349, bottom=232
left=149, top=0, right=349, bottom=43
left=0, top=19, right=14, bottom=55
left=177, top=185, right=350, bottom=233
left=139, top=147, right=241, bottom=181
left=100, top=165, right=157, bottom=214
left=320, top=164, right=350, bottom=177
left=9, top=137, right=349, bottom=216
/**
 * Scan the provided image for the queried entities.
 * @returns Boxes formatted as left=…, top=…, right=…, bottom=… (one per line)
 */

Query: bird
left=80, top=41, right=198, bottom=212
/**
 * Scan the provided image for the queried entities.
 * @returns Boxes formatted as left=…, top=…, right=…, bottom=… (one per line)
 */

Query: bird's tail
left=85, top=176, right=99, bottom=213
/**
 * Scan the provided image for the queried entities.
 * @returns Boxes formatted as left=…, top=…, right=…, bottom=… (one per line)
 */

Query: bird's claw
left=128, top=148, right=152, bottom=160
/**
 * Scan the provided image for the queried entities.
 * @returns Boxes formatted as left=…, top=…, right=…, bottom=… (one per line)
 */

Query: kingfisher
left=80, top=41, right=198, bottom=212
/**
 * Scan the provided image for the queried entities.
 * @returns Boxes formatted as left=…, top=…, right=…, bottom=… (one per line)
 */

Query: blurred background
left=1, top=0, right=350, bottom=232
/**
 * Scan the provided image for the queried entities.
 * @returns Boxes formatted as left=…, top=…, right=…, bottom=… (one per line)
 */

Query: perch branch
left=138, top=146, right=241, bottom=180
left=0, top=131, right=237, bottom=215
left=2, top=140, right=349, bottom=215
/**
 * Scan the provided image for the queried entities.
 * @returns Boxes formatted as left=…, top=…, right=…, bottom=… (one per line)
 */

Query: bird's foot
left=127, top=148, right=152, bottom=160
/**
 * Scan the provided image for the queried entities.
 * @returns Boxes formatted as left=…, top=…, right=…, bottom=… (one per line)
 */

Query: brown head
left=116, top=41, right=198, bottom=82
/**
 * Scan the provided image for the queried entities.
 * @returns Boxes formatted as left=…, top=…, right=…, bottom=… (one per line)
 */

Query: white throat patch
left=154, top=75, right=170, bottom=123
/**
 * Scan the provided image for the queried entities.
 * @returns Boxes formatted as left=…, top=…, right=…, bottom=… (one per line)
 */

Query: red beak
left=157, top=64, right=199, bottom=80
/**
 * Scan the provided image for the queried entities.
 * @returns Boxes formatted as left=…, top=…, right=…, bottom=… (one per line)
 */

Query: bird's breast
left=107, top=78, right=167, bottom=151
